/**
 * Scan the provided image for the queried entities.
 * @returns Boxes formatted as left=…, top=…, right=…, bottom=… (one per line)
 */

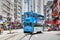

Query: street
left=0, top=0, right=60, bottom=40
left=0, top=29, right=60, bottom=40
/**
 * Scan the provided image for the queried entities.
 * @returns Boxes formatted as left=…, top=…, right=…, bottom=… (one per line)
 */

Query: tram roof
left=24, top=12, right=33, bottom=14
left=24, top=12, right=44, bottom=17
left=33, top=13, right=44, bottom=17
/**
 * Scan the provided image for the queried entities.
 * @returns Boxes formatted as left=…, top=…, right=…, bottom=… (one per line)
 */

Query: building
left=22, top=0, right=44, bottom=15
left=45, top=1, right=53, bottom=20
left=17, top=0, right=22, bottom=23
left=14, top=0, right=18, bottom=23
left=14, top=0, right=22, bottom=23
left=51, top=0, right=60, bottom=26
left=44, top=0, right=53, bottom=26
left=0, top=0, right=14, bottom=22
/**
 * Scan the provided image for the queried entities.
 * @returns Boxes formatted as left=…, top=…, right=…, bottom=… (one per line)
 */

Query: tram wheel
left=37, top=31, right=42, bottom=33
left=24, top=31, right=33, bottom=34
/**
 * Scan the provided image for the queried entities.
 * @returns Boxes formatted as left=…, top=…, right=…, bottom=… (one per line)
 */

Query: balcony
left=2, top=7, right=10, bottom=14
left=6, top=0, right=12, bottom=5
left=2, top=1, right=10, bottom=9
left=2, top=1, right=13, bottom=10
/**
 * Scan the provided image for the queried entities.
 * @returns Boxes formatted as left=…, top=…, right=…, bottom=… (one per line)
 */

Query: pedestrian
left=58, top=25, right=60, bottom=30
left=0, top=24, right=3, bottom=34
left=8, top=21, right=13, bottom=33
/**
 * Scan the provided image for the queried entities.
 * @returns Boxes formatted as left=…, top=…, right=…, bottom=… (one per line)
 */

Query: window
left=7, top=7, right=10, bottom=11
left=7, top=0, right=10, bottom=6
left=30, top=23, right=32, bottom=26
left=14, top=0, right=17, bottom=3
left=0, top=15, right=2, bottom=20
left=24, top=0, right=28, bottom=3
left=7, top=13, right=10, bottom=17
left=26, top=19, right=30, bottom=21
left=24, top=23, right=29, bottom=26
left=24, top=23, right=32, bottom=26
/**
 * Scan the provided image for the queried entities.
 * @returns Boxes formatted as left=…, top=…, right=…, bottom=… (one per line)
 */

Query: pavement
left=0, top=29, right=60, bottom=40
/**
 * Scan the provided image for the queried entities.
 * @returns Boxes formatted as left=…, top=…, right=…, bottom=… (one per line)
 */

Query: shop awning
left=56, top=20, right=60, bottom=24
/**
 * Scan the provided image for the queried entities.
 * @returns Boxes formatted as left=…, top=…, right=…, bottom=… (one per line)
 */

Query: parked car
left=48, top=27, right=52, bottom=31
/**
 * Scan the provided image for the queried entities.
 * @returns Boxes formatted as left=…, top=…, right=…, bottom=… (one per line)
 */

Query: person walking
left=8, top=21, right=13, bottom=33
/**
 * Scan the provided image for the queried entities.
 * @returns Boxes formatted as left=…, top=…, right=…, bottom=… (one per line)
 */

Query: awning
left=56, top=20, right=60, bottom=24
left=51, top=12, right=56, bottom=16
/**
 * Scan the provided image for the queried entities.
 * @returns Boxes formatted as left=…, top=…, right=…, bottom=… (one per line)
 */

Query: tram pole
left=28, top=0, right=29, bottom=12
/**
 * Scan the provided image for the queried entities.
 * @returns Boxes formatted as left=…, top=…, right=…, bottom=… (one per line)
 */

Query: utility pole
left=43, top=0, right=45, bottom=31
left=28, top=0, right=32, bottom=12
left=28, top=0, right=29, bottom=12
left=34, top=0, right=35, bottom=12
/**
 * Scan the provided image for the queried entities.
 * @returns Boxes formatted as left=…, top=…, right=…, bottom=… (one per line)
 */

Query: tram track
left=19, top=33, right=33, bottom=40
left=5, top=34, right=18, bottom=40
left=19, top=33, right=42, bottom=40
left=0, top=33, right=38, bottom=40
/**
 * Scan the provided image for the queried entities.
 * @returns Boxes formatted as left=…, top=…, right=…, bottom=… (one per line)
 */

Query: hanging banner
left=51, top=12, right=56, bottom=16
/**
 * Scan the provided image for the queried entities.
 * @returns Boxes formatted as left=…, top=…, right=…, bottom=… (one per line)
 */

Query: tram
left=23, top=12, right=44, bottom=33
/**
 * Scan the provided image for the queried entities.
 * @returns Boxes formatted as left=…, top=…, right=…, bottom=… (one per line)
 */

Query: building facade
left=44, top=0, right=53, bottom=26
left=22, top=0, right=44, bottom=15
left=0, top=0, right=14, bottom=22
left=14, top=0, right=18, bottom=22
left=14, top=0, right=22, bottom=23
left=17, top=0, right=22, bottom=23
left=51, top=0, right=60, bottom=25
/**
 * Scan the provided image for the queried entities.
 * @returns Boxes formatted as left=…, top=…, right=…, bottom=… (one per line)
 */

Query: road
left=0, top=29, right=60, bottom=40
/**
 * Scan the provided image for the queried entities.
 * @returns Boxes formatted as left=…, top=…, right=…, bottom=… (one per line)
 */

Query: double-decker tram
left=23, top=12, right=44, bottom=33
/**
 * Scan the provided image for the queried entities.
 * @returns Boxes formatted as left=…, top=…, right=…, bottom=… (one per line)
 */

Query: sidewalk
left=0, top=29, right=23, bottom=39
left=1, top=29, right=23, bottom=35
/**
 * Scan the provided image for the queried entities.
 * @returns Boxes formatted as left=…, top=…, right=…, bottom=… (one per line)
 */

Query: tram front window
left=24, top=23, right=32, bottom=27
left=26, top=19, right=30, bottom=21
left=30, top=23, right=32, bottom=26
left=24, top=23, right=29, bottom=26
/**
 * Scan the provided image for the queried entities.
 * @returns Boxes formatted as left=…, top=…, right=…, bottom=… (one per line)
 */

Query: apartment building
left=17, top=0, right=22, bottom=23
left=14, top=0, right=22, bottom=23
left=0, top=0, right=14, bottom=22
left=22, top=0, right=44, bottom=15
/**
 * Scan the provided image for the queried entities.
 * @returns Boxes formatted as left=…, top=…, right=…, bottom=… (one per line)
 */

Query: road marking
left=24, top=35, right=30, bottom=39
left=25, top=37, right=28, bottom=39
left=34, top=35, right=38, bottom=37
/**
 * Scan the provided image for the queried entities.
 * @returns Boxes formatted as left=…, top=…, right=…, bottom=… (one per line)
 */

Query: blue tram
left=23, top=12, right=36, bottom=33
left=23, top=12, right=44, bottom=33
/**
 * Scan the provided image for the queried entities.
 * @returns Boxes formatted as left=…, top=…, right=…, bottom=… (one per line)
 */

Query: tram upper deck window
left=29, top=14, right=32, bottom=17
left=25, top=14, right=29, bottom=17
left=24, top=13, right=33, bottom=17
left=27, top=14, right=32, bottom=17
left=24, top=14, right=27, bottom=17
